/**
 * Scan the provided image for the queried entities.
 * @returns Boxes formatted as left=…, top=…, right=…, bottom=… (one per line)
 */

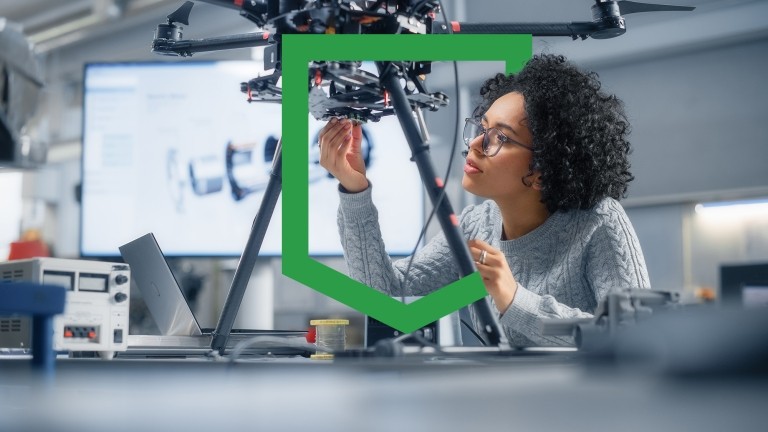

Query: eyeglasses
left=462, top=117, right=533, bottom=157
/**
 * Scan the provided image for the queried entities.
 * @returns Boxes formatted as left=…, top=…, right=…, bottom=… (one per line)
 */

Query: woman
left=318, top=54, right=650, bottom=346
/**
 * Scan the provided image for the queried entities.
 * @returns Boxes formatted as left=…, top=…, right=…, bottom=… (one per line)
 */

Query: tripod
left=209, top=61, right=508, bottom=353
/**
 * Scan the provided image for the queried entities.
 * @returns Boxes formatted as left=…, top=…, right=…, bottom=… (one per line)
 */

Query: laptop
left=119, top=233, right=307, bottom=356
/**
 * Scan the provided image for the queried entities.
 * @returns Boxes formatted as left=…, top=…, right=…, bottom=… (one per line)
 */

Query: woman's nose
left=467, top=133, right=484, bottom=155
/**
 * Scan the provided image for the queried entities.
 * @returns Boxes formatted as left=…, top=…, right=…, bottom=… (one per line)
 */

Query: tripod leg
left=375, top=61, right=508, bottom=347
left=211, top=139, right=283, bottom=354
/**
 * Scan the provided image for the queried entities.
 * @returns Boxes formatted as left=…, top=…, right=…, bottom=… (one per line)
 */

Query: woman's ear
left=531, top=172, right=543, bottom=191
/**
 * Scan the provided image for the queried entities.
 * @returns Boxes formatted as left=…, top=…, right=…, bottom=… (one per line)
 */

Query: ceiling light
left=694, top=198, right=768, bottom=216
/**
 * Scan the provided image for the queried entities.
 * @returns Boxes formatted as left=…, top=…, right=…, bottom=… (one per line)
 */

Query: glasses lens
left=462, top=119, right=479, bottom=145
left=484, top=128, right=504, bottom=156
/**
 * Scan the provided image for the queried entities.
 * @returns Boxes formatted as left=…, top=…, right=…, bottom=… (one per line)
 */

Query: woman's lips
left=464, top=159, right=482, bottom=174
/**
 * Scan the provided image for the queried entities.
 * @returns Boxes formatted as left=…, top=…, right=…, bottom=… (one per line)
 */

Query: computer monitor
left=80, top=61, right=424, bottom=258
left=719, top=263, right=768, bottom=308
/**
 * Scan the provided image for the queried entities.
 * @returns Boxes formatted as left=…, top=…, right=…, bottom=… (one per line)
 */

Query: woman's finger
left=319, top=120, right=348, bottom=160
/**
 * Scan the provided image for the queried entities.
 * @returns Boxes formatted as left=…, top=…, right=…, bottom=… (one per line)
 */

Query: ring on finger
left=479, top=249, right=487, bottom=265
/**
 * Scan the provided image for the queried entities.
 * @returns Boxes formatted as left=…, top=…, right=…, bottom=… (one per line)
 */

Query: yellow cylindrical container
left=309, top=319, right=349, bottom=360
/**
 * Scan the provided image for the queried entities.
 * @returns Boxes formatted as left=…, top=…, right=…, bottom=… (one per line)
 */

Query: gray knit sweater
left=337, top=186, right=651, bottom=347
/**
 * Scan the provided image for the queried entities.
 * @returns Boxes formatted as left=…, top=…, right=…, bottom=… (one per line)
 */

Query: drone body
left=151, top=0, right=693, bottom=122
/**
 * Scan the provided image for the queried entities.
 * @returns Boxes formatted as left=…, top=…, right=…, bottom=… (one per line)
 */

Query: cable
left=460, top=318, right=488, bottom=346
left=399, top=0, right=461, bottom=304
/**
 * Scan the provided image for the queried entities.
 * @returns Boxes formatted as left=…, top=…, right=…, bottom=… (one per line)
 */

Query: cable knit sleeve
left=337, top=184, right=459, bottom=297
left=499, top=198, right=651, bottom=347
left=499, top=284, right=592, bottom=346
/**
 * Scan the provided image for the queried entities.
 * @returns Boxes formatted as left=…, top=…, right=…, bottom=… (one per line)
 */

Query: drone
left=152, top=0, right=695, bottom=123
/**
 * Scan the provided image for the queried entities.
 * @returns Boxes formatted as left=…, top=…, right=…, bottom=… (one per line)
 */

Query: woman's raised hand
left=318, top=118, right=369, bottom=193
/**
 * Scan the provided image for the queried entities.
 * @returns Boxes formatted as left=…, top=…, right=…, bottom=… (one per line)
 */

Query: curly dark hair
left=475, top=54, right=634, bottom=213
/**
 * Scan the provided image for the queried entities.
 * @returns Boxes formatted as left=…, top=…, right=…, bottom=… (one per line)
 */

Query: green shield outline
left=282, top=34, right=531, bottom=333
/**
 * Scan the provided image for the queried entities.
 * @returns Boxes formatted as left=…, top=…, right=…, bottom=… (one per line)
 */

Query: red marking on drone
left=315, top=70, right=322, bottom=86
left=247, top=85, right=253, bottom=102
left=450, top=214, right=459, bottom=226
left=435, top=177, right=444, bottom=188
left=451, top=21, right=461, bottom=32
left=234, top=0, right=243, bottom=7
left=263, top=32, right=270, bottom=39
left=384, top=90, right=389, bottom=107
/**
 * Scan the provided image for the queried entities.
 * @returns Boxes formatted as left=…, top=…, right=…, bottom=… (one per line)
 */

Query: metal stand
left=31, top=315, right=55, bottom=372
left=211, top=139, right=283, bottom=354
left=376, top=62, right=507, bottom=347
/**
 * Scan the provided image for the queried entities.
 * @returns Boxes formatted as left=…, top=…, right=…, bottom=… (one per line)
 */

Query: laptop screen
left=120, top=233, right=202, bottom=336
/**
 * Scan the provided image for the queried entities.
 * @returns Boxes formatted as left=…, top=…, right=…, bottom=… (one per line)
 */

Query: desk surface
left=2, top=351, right=767, bottom=432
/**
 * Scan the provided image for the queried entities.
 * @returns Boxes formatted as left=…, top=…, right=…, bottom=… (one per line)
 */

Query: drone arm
left=432, top=21, right=599, bottom=38
left=152, top=31, right=275, bottom=56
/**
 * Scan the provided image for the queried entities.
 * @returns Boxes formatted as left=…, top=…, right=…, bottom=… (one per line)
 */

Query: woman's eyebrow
left=482, top=114, right=520, bottom=137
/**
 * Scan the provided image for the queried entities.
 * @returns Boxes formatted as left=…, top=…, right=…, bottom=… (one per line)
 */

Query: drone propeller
left=616, top=0, right=696, bottom=15
left=167, top=1, right=194, bottom=25
left=586, top=0, right=694, bottom=39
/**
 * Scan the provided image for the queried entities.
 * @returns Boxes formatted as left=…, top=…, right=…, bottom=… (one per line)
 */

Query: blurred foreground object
left=0, top=283, right=65, bottom=376
left=7, top=228, right=50, bottom=260
left=7, top=240, right=50, bottom=260
left=544, top=288, right=768, bottom=375
left=0, top=18, right=45, bottom=169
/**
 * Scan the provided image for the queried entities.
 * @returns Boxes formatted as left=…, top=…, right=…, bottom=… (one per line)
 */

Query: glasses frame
left=463, top=117, right=533, bottom=157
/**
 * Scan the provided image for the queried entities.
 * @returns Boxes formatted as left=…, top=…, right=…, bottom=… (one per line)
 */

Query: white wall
left=599, top=37, right=768, bottom=203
